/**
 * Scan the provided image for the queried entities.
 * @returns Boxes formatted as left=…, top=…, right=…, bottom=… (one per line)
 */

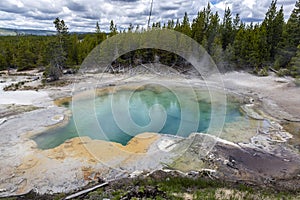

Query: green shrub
left=277, top=68, right=289, bottom=77
left=257, top=66, right=269, bottom=76
left=294, top=78, right=300, bottom=87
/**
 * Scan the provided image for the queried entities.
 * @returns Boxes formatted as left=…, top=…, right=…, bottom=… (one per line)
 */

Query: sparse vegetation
left=295, top=78, right=300, bottom=87
left=1, top=175, right=299, bottom=200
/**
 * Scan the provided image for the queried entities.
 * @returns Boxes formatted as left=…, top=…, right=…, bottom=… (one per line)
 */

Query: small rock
left=275, top=78, right=289, bottom=83
left=129, top=170, right=143, bottom=178
left=264, top=177, right=275, bottom=184
left=229, top=156, right=236, bottom=164
left=187, top=171, right=199, bottom=177
left=208, top=153, right=215, bottom=160
left=0, top=188, right=7, bottom=193
left=226, top=162, right=238, bottom=170
left=51, top=114, right=64, bottom=122
left=0, top=117, right=7, bottom=125
left=223, top=159, right=229, bottom=165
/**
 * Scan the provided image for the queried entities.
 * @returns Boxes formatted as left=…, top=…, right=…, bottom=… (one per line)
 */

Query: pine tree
left=205, top=12, right=220, bottom=54
left=53, top=17, right=69, bottom=51
left=223, top=43, right=235, bottom=69
left=289, top=44, right=300, bottom=77
left=233, top=13, right=241, bottom=31
left=95, top=21, right=106, bottom=45
left=191, top=10, right=206, bottom=44
left=128, top=23, right=134, bottom=32
left=250, top=25, right=269, bottom=68
left=45, top=17, right=69, bottom=80
left=285, top=0, right=300, bottom=49
left=180, top=12, right=191, bottom=36
left=204, top=3, right=211, bottom=29
left=174, top=19, right=180, bottom=31
left=273, top=6, right=284, bottom=49
left=231, top=13, right=241, bottom=42
left=109, top=20, right=118, bottom=37
left=167, top=19, right=175, bottom=29
left=275, top=1, right=299, bottom=69
left=14, top=36, right=37, bottom=71
left=96, top=21, right=101, bottom=34
left=221, top=7, right=233, bottom=50
left=67, top=34, right=79, bottom=66
left=233, top=25, right=250, bottom=68
left=0, top=48, right=8, bottom=70
left=135, top=24, right=140, bottom=32
left=211, top=36, right=224, bottom=68
left=262, top=0, right=284, bottom=61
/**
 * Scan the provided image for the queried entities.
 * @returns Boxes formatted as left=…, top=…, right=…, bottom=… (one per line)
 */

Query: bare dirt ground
left=218, top=72, right=300, bottom=121
left=0, top=70, right=300, bottom=197
left=218, top=71, right=300, bottom=153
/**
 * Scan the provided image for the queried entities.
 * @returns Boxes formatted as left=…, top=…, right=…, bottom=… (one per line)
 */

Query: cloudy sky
left=0, top=0, right=297, bottom=32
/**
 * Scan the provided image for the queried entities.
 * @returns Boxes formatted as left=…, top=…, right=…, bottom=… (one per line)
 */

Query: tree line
left=0, top=0, right=299, bottom=79
left=150, top=0, right=300, bottom=77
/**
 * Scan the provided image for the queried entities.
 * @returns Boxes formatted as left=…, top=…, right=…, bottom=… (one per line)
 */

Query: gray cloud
left=110, top=0, right=139, bottom=2
left=160, top=5, right=181, bottom=11
left=0, top=1, right=29, bottom=14
left=67, top=0, right=87, bottom=12
left=0, top=0, right=297, bottom=32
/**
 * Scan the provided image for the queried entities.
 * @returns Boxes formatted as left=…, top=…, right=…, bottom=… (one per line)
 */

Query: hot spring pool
left=33, top=85, right=251, bottom=149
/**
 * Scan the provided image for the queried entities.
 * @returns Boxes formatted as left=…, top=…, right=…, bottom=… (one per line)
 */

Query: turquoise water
left=33, top=85, right=242, bottom=149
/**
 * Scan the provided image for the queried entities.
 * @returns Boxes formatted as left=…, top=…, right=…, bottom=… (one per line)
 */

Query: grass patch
left=1, top=175, right=300, bottom=199
left=294, top=78, right=300, bottom=87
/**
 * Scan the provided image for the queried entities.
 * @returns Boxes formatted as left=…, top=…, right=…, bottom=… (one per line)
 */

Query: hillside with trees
left=0, top=0, right=299, bottom=79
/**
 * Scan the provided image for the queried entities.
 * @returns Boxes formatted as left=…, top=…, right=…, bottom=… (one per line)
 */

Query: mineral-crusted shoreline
left=0, top=71, right=300, bottom=197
